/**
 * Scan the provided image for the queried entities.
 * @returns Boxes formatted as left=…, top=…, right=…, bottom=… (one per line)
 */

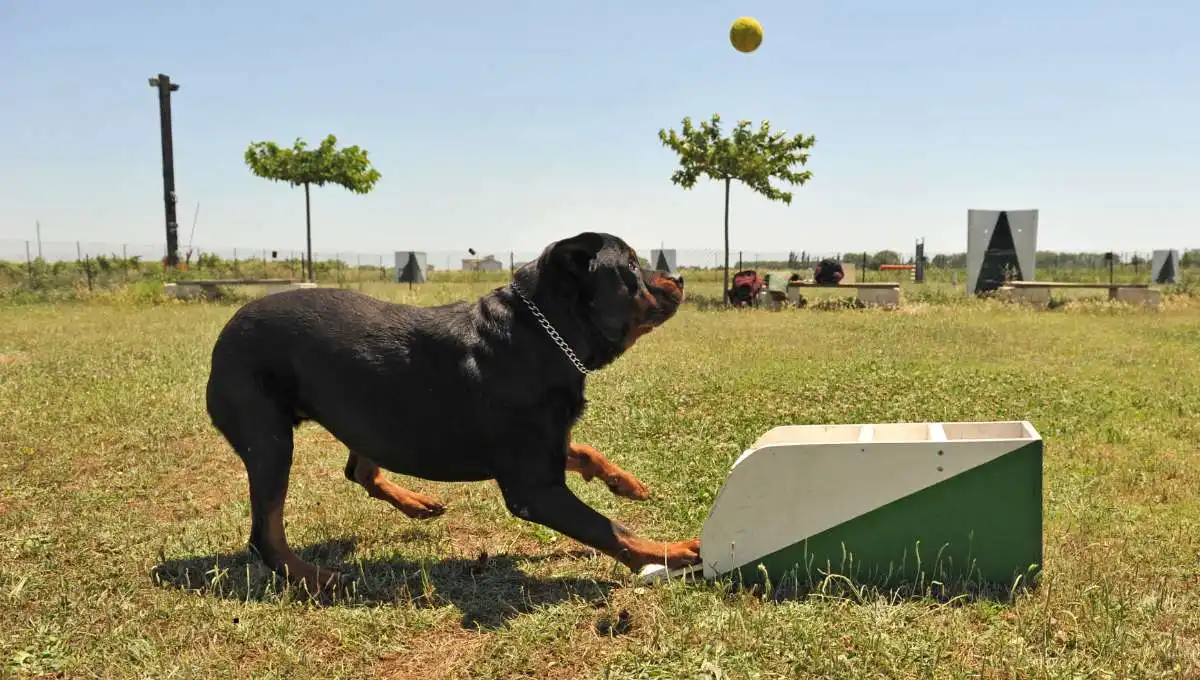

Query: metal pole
left=149, top=73, right=181, bottom=268
left=304, top=183, right=314, bottom=282
left=723, top=178, right=731, bottom=304
left=35, top=220, right=42, bottom=259
left=915, top=238, right=926, bottom=283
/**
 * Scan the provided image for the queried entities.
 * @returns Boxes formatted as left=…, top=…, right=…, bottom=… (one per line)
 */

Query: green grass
left=1, top=283, right=1198, bottom=678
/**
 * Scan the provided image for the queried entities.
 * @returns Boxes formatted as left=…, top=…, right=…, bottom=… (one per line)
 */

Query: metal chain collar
left=509, top=280, right=591, bottom=376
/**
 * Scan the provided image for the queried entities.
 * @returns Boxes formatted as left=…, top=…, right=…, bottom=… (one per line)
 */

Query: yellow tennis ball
left=729, top=16, right=764, bottom=53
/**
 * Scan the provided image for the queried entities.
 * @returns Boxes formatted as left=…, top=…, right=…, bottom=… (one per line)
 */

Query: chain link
left=510, top=281, right=591, bottom=376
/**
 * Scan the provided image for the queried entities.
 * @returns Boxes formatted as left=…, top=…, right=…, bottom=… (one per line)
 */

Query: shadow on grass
left=150, top=536, right=615, bottom=630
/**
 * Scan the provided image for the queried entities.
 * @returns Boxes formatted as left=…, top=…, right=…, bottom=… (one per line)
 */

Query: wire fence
left=2, top=238, right=1198, bottom=291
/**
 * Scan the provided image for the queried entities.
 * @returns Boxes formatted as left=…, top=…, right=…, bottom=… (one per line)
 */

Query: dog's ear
left=547, top=232, right=607, bottom=279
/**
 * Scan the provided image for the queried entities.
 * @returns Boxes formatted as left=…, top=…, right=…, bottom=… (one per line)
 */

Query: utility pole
left=148, top=73, right=180, bottom=268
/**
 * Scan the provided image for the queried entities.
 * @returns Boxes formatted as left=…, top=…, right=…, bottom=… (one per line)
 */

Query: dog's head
left=525, top=232, right=684, bottom=369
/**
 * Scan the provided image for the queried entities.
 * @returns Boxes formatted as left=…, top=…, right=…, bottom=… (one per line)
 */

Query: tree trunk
left=723, top=177, right=731, bottom=305
left=304, top=182, right=313, bottom=283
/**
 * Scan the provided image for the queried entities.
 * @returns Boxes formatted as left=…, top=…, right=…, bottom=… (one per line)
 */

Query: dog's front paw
left=662, top=538, right=701, bottom=569
left=605, top=472, right=650, bottom=501
left=625, top=537, right=702, bottom=572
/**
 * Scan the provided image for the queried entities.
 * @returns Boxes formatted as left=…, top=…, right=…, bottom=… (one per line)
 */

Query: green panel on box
left=723, top=440, right=1043, bottom=589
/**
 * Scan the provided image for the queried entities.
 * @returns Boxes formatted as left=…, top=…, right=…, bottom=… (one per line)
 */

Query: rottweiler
left=205, top=232, right=701, bottom=591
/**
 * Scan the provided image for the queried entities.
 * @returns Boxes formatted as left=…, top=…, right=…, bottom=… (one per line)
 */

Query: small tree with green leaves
left=658, top=114, right=816, bottom=303
left=244, top=134, right=381, bottom=281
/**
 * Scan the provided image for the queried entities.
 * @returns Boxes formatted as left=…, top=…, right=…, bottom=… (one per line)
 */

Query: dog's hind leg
left=565, top=441, right=650, bottom=501
left=344, top=451, right=446, bottom=519
left=207, top=373, right=339, bottom=593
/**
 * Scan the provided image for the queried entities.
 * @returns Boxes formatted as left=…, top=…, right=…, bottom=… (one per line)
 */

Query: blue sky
left=2, top=0, right=1197, bottom=263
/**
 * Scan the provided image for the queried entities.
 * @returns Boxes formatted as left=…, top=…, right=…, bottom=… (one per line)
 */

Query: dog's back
left=206, top=286, right=527, bottom=481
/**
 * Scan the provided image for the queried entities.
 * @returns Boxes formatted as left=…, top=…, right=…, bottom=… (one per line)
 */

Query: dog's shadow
left=150, top=536, right=616, bottom=630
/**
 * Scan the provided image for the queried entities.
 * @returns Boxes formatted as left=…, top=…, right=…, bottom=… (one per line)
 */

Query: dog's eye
left=621, top=268, right=640, bottom=292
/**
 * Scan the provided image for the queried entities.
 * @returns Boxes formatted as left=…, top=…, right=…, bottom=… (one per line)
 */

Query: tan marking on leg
left=348, top=451, right=446, bottom=519
left=566, top=441, right=650, bottom=501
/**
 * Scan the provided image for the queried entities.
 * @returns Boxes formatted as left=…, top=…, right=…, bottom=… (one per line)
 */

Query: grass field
left=2, top=282, right=1198, bottom=679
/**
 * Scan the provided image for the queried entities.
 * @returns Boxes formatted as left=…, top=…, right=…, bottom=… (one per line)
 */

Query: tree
left=244, top=134, right=381, bottom=282
left=869, top=250, right=902, bottom=270
left=658, top=114, right=816, bottom=303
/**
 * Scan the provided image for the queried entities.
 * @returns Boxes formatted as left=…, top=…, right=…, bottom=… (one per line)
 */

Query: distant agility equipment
left=650, top=249, right=678, bottom=275
left=394, top=251, right=427, bottom=284
left=967, top=210, right=1038, bottom=295
left=1151, top=249, right=1180, bottom=284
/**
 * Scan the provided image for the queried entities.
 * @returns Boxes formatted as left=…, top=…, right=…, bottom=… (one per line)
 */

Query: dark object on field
left=975, top=211, right=1024, bottom=294
left=205, top=232, right=700, bottom=593
left=728, top=269, right=765, bottom=307
left=785, top=273, right=808, bottom=307
left=813, top=259, right=844, bottom=285
left=596, top=609, right=633, bottom=636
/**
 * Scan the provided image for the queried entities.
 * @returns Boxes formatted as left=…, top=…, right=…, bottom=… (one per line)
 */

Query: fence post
left=84, top=255, right=93, bottom=291
left=25, top=240, right=32, bottom=278
left=233, top=248, right=239, bottom=278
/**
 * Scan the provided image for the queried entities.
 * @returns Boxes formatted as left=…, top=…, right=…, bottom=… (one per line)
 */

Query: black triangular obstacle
left=975, top=212, right=1024, bottom=294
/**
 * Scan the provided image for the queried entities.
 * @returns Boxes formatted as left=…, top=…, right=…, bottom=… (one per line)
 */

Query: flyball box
left=640, top=421, right=1044, bottom=589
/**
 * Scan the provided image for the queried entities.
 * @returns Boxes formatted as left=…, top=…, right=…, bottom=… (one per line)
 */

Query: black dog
left=205, top=232, right=701, bottom=591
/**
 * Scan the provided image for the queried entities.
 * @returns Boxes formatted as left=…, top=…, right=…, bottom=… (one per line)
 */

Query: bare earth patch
left=376, top=626, right=489, bottom=680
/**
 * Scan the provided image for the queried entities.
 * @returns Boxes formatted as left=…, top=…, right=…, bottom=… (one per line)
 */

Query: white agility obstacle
left=640, top=420, right=1044, bottom=589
